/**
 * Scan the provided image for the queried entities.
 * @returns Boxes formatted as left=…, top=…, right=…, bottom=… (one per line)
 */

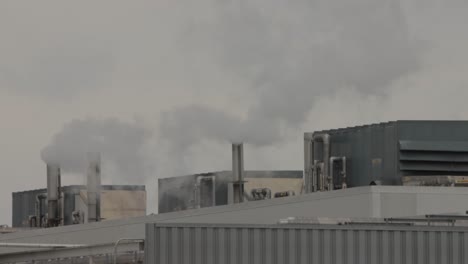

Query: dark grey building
left=12, top=185, right=146, bottom=227
left=305, top=120, right=468, bottom=192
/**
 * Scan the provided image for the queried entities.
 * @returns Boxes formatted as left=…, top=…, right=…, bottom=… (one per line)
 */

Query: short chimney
left=87, top=152, right=101, bottom=222
left=46, top=164, right=61, bottom=227
left=230, top=143, right=245, bottom=204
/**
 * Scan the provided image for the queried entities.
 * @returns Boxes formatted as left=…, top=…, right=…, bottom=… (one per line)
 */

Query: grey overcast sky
left=1, top=0, right=468, bottom=225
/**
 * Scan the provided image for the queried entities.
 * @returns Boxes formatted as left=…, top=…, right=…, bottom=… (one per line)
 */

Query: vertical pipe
left=232, top=143, right=244, bottom=203
left=87, top=152, right=101, bottom=222
left=304, top=135, right=312, bottom=193
left=311, top=133, right=330, bottom=192
left=330, top=157, right=348, bottom=190
left=322, top=134, right=330, bottom=190
left=312, top=160, right=318, bottom=192
left=342, top=157, right=347, bottom=189
left=46, top=164, right=60, bottom=227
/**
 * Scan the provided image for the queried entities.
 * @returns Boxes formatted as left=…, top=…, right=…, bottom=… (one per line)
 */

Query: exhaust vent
left=400, top=141, right=468, bottom=173
left=87, top=152, right=101, bottom=222
left=46, top=164, right=61, bottom=227
left=230, top=143, right=245, bottom=204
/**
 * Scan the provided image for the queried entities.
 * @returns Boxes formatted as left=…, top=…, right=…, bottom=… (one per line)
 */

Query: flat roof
left=3, top=186, right=468, bottom=255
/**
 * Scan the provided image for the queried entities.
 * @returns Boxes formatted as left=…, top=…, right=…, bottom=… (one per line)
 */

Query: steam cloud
left=41, top=118, right=152, bottom=183
left=41, top=0, right=441, bottom=180
left=160, top=0, right=417, bottom=148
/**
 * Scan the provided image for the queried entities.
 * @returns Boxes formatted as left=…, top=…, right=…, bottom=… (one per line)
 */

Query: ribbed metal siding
left=313, top=121, right=468, bottom=187
left=146, top=224, right=468, bottom=264
left=12, top=189, right=44, bottom=227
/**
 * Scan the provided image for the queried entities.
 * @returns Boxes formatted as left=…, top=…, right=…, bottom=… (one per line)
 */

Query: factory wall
left=311, top=120, right=468, bottom=188
left=11, top=185, right=146, bottom=227
left=146, top=223, right=468, bottom=264
left=158, top=171, right=303, bottom=213
left=11, top=189, right=43, bottom=227
left=101, top=189, right=147, bottom=220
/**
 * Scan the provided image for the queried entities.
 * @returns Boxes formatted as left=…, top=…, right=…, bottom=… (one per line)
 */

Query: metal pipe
left=342, top=157, right=347, bottom=189
left=319, top=162, right=325, bottom=191
left=0, top=243, right=86, bottom=249
left=303, top=135, right=313, bottom=193
left=329, top=156, right=348, bottom=190
left=313, top=134, right=330, bottom=191
left=195, top=175, right=216, bottom=208
left=231, top=143, right=244, bottom=203
left=87, top=152, right=101, bottom=223
left=304, top=133, right=330, bottom=193
left=312, top=160, right=319, bottom=192
left=113, top=238, right=144, bottom=264
left=34, top=194, right=46, bottom=227
left=46, top=164, right=60, bottom=227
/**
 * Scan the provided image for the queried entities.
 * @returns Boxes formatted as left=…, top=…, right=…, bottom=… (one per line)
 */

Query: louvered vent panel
left=400, top=141, right=468, bottom=172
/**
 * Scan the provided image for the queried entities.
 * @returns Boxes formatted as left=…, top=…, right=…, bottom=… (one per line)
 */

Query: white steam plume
left=41, top=118, right=152, bottom=183
left=160, top=0, right=418, bottom=148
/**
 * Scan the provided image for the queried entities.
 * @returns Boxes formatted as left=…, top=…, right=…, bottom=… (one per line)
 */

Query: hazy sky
left=1, top=0, right=468, bottom=225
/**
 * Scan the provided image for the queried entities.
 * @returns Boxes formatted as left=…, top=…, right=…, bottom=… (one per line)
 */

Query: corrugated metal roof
left=3, top=186, right=468, bottom=256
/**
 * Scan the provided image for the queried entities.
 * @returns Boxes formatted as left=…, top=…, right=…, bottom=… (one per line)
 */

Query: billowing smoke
left=41, top=118, right=152, bottom=183
left=160, top=0, right=418, bottom=148
left=41, top=0, right=419, bottom=181
left=32, top=0, right=468, bottom=217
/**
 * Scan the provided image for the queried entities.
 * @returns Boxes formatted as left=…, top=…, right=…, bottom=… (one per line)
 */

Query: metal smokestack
left=231, top=143, right=245, bottom=204
left=87, top=152, right=101, bottom=222
left=46, top=164, right=61, bottom=227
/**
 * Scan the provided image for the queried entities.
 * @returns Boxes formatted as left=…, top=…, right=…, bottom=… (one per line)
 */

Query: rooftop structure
left=2, top=185, right=468, bottom=262
left=12, top=185, right=146, bottom=228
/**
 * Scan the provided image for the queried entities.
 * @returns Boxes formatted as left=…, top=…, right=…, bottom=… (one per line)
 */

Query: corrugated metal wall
left=146, top=223, right=468, bottom=264
left=158, top=171, right=303, bottom=214
left=12, top=185, right=146, bottom=227
left=312, top=121, right=468, bottom=187
left=12, top=189, right=45, bottom=227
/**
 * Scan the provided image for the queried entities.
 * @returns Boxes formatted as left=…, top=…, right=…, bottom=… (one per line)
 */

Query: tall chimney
left=46, top=164, right=61, bottom=227
left=87, top=152, right=101, bottom=222
left=230, top=143, right=245, bottom=204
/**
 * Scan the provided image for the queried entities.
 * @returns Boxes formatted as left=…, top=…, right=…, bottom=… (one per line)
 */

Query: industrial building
left=158, top=170, right=302, bottom=213
left=2, top=185, right=468, bottom=263
left=304, top=120, right=468, bottom=191
left=12, top=185, right=146, bottom=227
left=2, top=120, right=468, bottom=263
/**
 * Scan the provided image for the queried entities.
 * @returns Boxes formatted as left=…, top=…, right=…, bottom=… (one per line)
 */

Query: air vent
left=399, top=140, right=468, bottom=172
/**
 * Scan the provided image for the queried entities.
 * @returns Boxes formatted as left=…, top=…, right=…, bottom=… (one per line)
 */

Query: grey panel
left=400, top=140, right=468, bottom=152
left=12, top=189, right=46, bottom=227
left=399, top=152, right=468, bottom=162
left=158, top=171, right=303, bottom=213
left=400, top=162, right=468, bottom=172
left=312, top=121, right=468, bottom=187
left=146, top=223, right=468, bottom=264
